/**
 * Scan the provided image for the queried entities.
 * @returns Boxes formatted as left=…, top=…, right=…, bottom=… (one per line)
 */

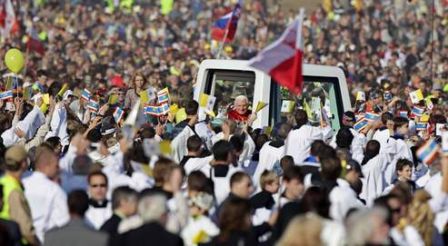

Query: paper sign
left=442, top=131, right=448, bottom=155
left=281, top=100, right=295, bottom=113
left=356, top=91, right=366, bottom=101
left=410, top=89, right=424, bottom=104
left=436, top=123, right=446, bottom=137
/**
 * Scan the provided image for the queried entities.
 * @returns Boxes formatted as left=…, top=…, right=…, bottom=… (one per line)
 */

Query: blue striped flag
left=157, top=88, right=170, bottom=104
left=159, top=103, right=170, bottom=115
left=399, top=111, right=408, bottom=119
left=417, top=138, right=439, bottom=165
left=353, top=118, right=368, bottom=132
left=145, top=106, right=160, bottom=116
left=113, top=107, right=124, bottom=123
left=87, top=100, right=99, bottom=112
left=411, top=106, right=425, bottom=117
left=0, top=90, right=13, bottom=100
left=365, top=112, right=380, bottom=122
left=415, top=122, right=427, bottom=131
left=81, top=89, right=91, bottom=101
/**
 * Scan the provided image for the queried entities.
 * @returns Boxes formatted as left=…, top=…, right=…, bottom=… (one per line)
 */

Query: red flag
left=248, top=9, right=305, bottom=95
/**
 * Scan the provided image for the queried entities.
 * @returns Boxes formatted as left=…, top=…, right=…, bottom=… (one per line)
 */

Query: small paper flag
left=426, top=98, right=434, bottom=110
left=113, top=107, right=124, bottom=123
left=399, top=111, right=408, bottom=119
left=281, top=100, right=295, bottom=113
left=40, top=103, right=48, bottom=113
left=420, top=114, right=430, bottom=123
left=365, top=112, right=380, bottom=122
left=81, top=89, right=91, bottom=101
left=0, top=90, right=13, bottom=100
left=57, top=83, right=69, bottom=98
left=356, top=91, right=366, bottom=101
left=409, top=89, right=424, bottom=104
left=199, top=93, right=216, bottom=113
left=159, top=140, right=172, bottom=156
left=411, top=106, right=425, bottom=117
left=157, top=88, right=170, bottom=104
left=139, top=90, right=149, bottom=105
left=87, top=100, right=99, bottom=112
left=175, top=108, right=187, bottom=123
left=255, top=101, right=268, bottom=113
left=415, top=122, right=427, bottom=131
left=23, top=86, right=33, bottom=100
left=354, top=118, right=368, bottom=132
left=108, top=94, right=119, bottom=105
left=42, top=94, right=50, bottom=105
left=442, top=132, right=448, bottom=155
left=417, top=138, right=439, bottom=165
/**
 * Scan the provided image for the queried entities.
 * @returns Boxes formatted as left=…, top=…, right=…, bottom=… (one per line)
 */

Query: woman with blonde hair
left=276, top=213, right=323, bottom=246
left=393, top=189, right=441, bottom=245
left=124, top=72, right=156, bottom=110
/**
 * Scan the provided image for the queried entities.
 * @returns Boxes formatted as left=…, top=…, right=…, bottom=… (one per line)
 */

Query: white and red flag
left=0, top=0, right=19, bottom=38
left=248, top=9, right=305, bottom=95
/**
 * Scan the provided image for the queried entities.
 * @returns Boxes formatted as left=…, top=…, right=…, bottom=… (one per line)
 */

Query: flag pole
left=216, top=21, right=231, bottom=59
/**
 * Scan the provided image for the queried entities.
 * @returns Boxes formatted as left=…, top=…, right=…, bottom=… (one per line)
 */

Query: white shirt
left=23, top=171, right=70, bottom=242
left=383, top=137, right=413, bottom=186
left=372, top=128, right=391, bottom=153
left=183, top=155, right=213, bottom=178
left=211, top=165, right=241, bottom=205
left=85, top=202, right=112, bottom=229
left=253, top=141, right=284, bottom=188
left=360, top=154, right=387, bottom=206
left=285, top=124, right=332, bottom=164
left=171, top=125, right=196, bottom=163
left=330, top=179, right=364, bottom=222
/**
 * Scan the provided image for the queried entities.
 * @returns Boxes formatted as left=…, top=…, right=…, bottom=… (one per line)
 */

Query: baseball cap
left=346, top=159, right=364, bottom=178
left=5, top=145, right=28, bottom=167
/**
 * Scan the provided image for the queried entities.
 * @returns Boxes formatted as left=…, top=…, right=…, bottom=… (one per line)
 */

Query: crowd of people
left=1, top=0, right=448, bottom=245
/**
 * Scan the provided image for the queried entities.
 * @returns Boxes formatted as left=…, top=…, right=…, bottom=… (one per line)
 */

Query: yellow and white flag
left=199, top=93, right=216, bottom=114
left=410, top=89, right=424, bottom=104
left=281, top=100, right=295, bottom=113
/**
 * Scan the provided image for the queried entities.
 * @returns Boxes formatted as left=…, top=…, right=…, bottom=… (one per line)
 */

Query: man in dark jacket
left=100, top=186, right=138, bottom=237
left=113, top=193, right=183, bottom=246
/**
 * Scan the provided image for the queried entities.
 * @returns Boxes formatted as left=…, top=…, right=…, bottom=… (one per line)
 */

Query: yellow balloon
left=4, top=48, right=25, bottom=73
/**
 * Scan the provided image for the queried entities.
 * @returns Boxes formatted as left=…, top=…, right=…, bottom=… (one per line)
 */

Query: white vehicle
left=194, top=59, right=352, bottom=131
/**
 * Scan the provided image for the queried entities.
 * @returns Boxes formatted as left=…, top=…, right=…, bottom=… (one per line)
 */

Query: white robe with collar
left=286, top=125, right=332, bottom=165
left=382, top=137, right=413, bottom=186
left=360, top=154, right=388, bottom=206
left=253, top=141, right=284, bottom=188
left=171, top=125, right=196, bottom=163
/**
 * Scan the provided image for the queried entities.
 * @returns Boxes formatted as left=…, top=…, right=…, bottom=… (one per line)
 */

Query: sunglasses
left=90, top=183, right=107, bottom=188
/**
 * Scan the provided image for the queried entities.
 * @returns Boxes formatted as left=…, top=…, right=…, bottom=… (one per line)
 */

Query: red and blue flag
left=211, top=0, right=242, bottom=43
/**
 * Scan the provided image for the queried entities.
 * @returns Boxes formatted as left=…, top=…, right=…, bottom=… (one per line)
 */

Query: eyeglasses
left=90, top=184, right=107, bottom=188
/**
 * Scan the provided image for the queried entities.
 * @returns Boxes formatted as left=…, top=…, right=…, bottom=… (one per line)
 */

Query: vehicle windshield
left=277, top=80, right=341, bottom=131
